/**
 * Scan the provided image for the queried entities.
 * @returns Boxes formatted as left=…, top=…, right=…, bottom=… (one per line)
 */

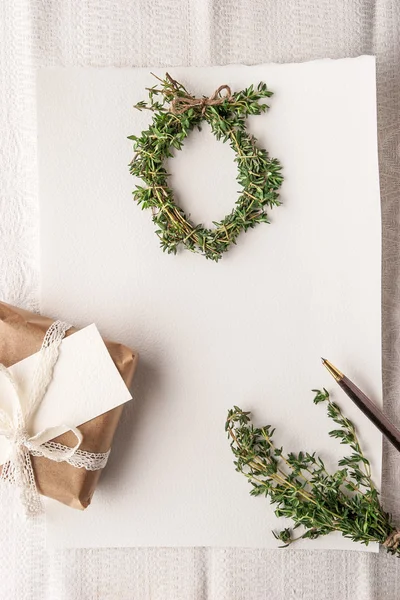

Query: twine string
left=384, top=529, right=400, bottom=550
left=169, top=77, right=233, bottom=116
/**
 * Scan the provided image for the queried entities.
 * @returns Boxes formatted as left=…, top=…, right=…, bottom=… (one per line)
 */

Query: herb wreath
left=226, top=390, right=400, bottom=554
left=128, top=73, right=283, bottom=261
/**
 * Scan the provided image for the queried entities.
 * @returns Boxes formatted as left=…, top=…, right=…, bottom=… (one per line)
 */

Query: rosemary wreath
left=128, top=73, right=283, bottom=261
left=227, top=390, right=400, bottom=554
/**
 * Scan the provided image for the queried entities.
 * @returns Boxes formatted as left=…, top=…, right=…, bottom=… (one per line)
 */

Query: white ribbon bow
left=0, top=320, right=109, bottom=516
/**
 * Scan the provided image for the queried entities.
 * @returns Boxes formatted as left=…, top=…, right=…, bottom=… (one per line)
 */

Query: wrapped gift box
left=0, top=301, right=138, bottom=509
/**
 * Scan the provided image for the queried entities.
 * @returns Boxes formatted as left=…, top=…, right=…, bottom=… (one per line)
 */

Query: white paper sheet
left=0, top=325, right=132, bottom=463
left=38, top=57, right=382, bottom=551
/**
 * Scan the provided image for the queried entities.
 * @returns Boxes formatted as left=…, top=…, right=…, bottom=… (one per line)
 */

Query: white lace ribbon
left=0, top=320, right=110, bottom=516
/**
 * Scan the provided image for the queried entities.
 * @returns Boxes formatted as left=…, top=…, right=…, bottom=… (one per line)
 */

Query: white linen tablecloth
left=1, top=1, right=400, bottom=598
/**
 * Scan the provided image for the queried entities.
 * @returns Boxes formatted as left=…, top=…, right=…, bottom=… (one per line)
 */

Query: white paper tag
left=0, top=324, right=132, bottom=463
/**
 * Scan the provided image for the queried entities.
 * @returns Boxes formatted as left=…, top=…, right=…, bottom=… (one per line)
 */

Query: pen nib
left=321, top=358, right=343, bottom=382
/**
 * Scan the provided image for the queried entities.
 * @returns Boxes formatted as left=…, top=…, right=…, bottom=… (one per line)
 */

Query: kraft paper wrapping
left=0, top=301, right=138, bottom=509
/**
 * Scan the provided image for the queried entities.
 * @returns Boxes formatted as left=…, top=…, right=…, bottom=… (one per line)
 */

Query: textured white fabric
left=1, top=0, right=400, bottom=598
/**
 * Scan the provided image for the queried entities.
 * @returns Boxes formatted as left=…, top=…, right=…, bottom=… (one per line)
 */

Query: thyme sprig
left=128, top=73, right=283, bottom=261
left=226, top=389, right=400, bottom=553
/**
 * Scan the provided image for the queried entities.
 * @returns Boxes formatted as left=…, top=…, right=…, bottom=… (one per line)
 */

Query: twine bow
left=384, top=529, right=400, bottom=551
left=170, top=82, right=233, bottom=116
left=0, top=320, right=107, bottom=516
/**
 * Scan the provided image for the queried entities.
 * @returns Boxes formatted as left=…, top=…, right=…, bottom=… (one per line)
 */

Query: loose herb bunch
left=226, top=389, right=400, bottom=553
left=128, top=73, right=283, bottom=261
